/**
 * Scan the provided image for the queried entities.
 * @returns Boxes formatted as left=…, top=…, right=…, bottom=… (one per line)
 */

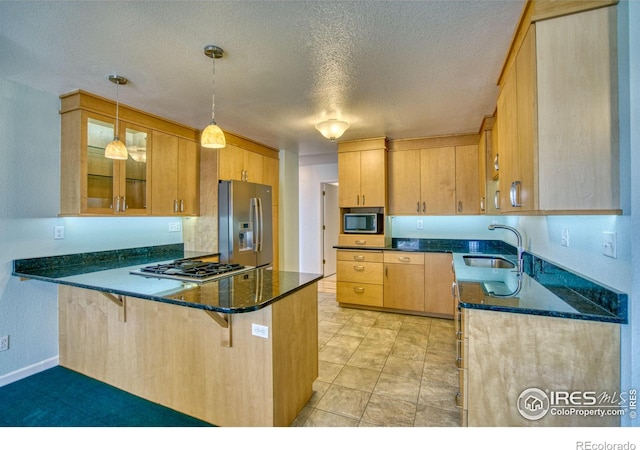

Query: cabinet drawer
left=338, top=234, right=386, bottom=248
left=383, top=251, right=424, bottom=265
left=337, top=282, right=384, bottom=307
left=337, top=250, right=383, bottom=263
left=337, top=261, right=383, bottom=284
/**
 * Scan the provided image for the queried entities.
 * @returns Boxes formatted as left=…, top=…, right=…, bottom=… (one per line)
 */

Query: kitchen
left=0, top=0, right=639, bottom=443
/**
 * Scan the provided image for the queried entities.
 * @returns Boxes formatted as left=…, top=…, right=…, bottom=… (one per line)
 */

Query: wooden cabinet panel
left=388, top=150, right=421, bottom=214
left=151, top=131, right=179, bottom=216
left=337, top=234, right=386, bottom=248
left=177, top=138, right=200, bottom=215
left=420, top=146, right=456, bottom=215
left=455, top=144, right=481, bottom=215
left=218, top=144, right=245, bottom=181
left=338, top=139, right=387, bottom=208
left=337, top=261, right=384, bottom=285
left=244, top=150, right=263, bottom=183
left=151, top=131, right=199, bottom=216
left=337, top=250, right=384, bottom=263
left=263, top=156, right=279, bottom=206
left=359, top=149, right=386, bottom=207
left=383, top=262, right=425, bottom=311
left=338, top=151, right=362, bottom=207
left=337, top=282, right=383, bottom=307
left=424, top=252, right=455, bottom=317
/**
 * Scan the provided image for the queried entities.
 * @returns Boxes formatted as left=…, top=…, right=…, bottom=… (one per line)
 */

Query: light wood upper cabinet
left=496, top=6, right=620, bottom=214
left=60, top=109, right=152, bottom=216
left=420, top=146, right=456, bottom=215
left=455, top=145, right=481, bottom=215
left=338, top=138, right=387, bottom=208
left=218, top=144, right=269, bottom=184
left=388, top=136, right=480, bottom=215
left=150, top=131, right=200, bottom=216
left=60, top=90, right=201, bottom=217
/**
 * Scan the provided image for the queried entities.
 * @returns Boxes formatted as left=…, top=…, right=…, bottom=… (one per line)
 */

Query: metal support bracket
left=99, top=292, right=127, bottom=322
left=204, top=311, right=232, bottom=347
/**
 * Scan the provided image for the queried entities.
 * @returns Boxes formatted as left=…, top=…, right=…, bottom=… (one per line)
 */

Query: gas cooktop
left=130, top=258, right=253, bottom=283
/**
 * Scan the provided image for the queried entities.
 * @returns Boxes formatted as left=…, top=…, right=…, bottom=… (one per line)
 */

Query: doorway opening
left=321, top=182, right=339, bottom=278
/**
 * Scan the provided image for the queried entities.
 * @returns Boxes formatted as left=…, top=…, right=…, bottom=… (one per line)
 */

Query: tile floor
left=291, top=275, right=461, bottom=427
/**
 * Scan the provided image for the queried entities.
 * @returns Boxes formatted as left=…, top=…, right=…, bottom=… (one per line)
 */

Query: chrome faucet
left=488, top=224, right=524, bottom=296
left=488, top=224, right=524, bottom=275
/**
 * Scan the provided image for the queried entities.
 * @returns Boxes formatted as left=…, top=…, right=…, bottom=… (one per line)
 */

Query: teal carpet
left=0, top=366, right=213, bottom=427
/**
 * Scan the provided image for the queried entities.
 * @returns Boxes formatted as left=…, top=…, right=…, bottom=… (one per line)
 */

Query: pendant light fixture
left=104, top=75, right=129, bottom=160
left=315, top=119, right=350, bottom=141
left=201, top=45, right=226, bottom=149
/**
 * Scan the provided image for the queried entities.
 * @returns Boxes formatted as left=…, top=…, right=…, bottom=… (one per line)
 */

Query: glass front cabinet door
left=84, top=113, right=150, bottom=215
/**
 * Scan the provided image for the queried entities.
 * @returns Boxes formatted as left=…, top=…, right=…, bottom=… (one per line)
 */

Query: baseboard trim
left=0, top=356, right=59, bottom=387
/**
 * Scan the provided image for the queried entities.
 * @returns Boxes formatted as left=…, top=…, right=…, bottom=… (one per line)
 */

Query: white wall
left=298, top=163, right=338, bottom=274
left=0, top=79, right=184, bottom=384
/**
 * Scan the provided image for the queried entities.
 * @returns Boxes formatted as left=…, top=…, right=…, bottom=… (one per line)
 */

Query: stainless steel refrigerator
left=218, top=180, right=273, bottom=268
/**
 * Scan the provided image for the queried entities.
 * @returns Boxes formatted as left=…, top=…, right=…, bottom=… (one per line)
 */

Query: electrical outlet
left=54, top=225, right=65, bottom=240
left=561, top=228, right=569, bottom=247
left=251, top=323, right=269, bottom=339
left=416, top=219, right=423, bottom=230
left=603, top=232, right=617, bottom=259
left=168, top=222, right=181, bottom=232
left=0, top=335, right=9, bottom=352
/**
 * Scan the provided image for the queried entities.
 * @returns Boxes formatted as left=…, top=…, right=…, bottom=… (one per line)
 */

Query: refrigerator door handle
left=257, top=197, right=264, bottom=252
left=251, top=198, right=260, bottom=253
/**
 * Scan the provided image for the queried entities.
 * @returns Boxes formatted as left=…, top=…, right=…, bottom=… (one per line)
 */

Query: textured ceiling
left=0, top=0, right=524, bottom=164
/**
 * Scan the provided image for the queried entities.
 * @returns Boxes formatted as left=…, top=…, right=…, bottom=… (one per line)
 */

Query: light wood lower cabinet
left=336, top=250, right=383, bottom=307
left=424, top=252, right=455, bottom=318
left=459, top=307, right=620, bottom=426
left=383, top=252, right=425, bottom=311
left=58, top=283, right=318, bottom=427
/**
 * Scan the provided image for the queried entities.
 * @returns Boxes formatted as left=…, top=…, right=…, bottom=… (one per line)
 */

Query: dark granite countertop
left=12, top=244, right=323, bottom=314
left=335, top=238, right=627, bottom=324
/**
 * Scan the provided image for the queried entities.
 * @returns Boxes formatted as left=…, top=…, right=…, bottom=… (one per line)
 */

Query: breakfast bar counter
left=12, top=244, right=322, bottom=427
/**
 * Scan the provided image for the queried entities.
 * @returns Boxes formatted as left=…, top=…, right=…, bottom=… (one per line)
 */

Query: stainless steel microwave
left=343, top=213, right=384, bottom=234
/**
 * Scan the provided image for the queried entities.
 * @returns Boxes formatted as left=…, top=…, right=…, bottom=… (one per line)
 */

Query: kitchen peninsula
left=12, top=244, right=322, bottom=427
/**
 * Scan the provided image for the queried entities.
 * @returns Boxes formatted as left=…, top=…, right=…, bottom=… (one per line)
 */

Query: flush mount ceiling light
left=104, top=75, right=129, bottom=160
left=315, top=119, right=350, bottom=141
left=201, top=45, right=226, bottom=149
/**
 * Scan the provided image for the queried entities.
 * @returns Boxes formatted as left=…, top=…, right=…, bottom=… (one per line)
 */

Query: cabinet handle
left=451, top=259, right=455, bottom=274
left=356, top=194, right=359, bottom=206
left=121, top=196, right=126, bottom=212
left=510, top=181, right=522, bottom=207
left=385, top=265, right=388, bottom=278
left=354, top=255, right=365, bottom=262
left=452, top=282, right=460, bottom=300
left=180, top=199, right=184, bottom=213
left=397, top=256, right=411, bottom=263
left=457, top=201, right=463, bottom=213
left=355, top=240, right=366, bottom=245
left=353, top=287, right=365, bottom=294
left=422, top=202, right=426, bottom=213
left=174, top=199, right=179, bottom=213
left=417, top=201, right=420, bottom=213
left=362, top=194, right=365, bottom=206
left=353, top=265, right=365, bottom=272
left=494, top=153, right=499, bottom=172
left=115, top=196, right=121, bottom=213
left=480, top=197, right=485, bottom=212
left=494, top=190, right=501, bottom=210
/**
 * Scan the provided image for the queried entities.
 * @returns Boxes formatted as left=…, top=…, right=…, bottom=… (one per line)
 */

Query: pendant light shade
left=315, top=119, right=350, bottom=141
left=105, top=137, right=128, bottom=160
left=201, top=45, right=226, bottom=149
left=105, top=75, right=128, bottom=160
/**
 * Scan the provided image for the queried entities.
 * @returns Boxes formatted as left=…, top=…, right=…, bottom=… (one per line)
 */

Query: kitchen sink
left=463, top=255, right=515, bottom=269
